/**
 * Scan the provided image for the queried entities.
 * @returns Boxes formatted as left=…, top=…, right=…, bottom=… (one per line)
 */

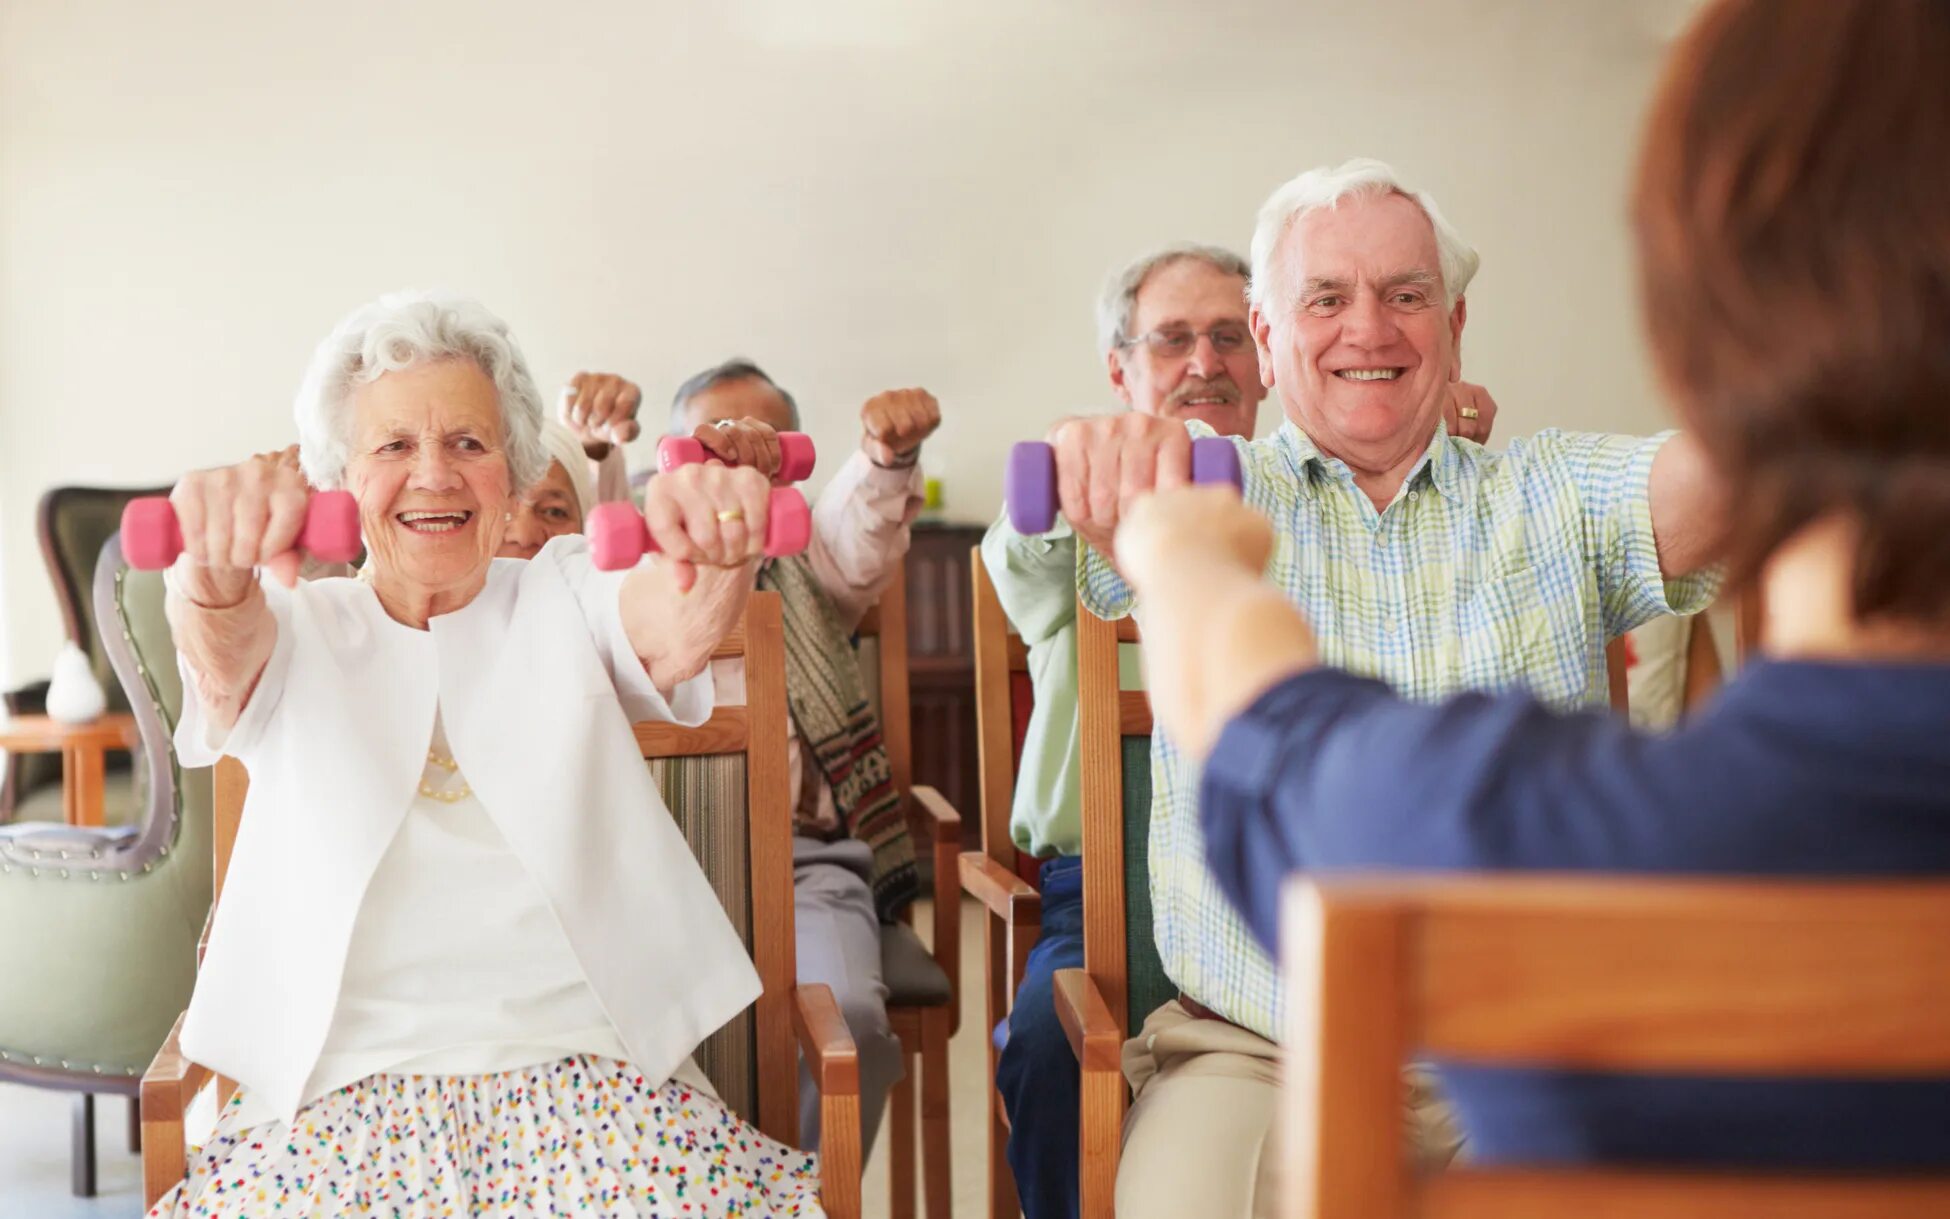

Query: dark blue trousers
left=995, top=855, right=1085, bottom=1219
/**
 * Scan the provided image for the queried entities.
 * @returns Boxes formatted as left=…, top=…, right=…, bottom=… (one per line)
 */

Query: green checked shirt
left=1079, top=418, right=1721, bottom=1041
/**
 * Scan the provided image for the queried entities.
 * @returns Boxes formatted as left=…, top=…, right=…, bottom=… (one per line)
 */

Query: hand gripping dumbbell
left=120, top=491, right=363, bottom=571
left=658, top=431, right=817, bottom=483
left=1004, top=435, right=1244, bottom=535
left=586, top=488, right=813, bottom=571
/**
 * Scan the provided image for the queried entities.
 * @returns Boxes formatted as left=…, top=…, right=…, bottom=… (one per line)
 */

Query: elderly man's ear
left=1448, top=296, right=1468, bottom=380
left=1107, top=347, right=1138, bottom=407
left=1249, top=305, right=1276, bottom=391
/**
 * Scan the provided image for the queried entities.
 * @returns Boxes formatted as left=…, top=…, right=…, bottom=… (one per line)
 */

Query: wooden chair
left=1051, top=611, right=1640, bottom=1219
left=1280, top=874, right=1950, bottom=1219
left=956, top=548, right=1044, bottom=1219
left=1050, top=604, right=1170, bottom=1219
left=141, top=592, right=866, bottom=1218
left=855, top=560, right=964, bottom=1219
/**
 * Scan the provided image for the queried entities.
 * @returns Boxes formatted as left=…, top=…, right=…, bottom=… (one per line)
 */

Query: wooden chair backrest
left=213, top=592, right=800, bottom=1145
left=970, top=549, right=1031, bottom=878
left=1282, top=875, right=1950, bottom=1219
left=1075, top=604, right=1153, bottom=1038
left=853, top=561, right=915, bottom=822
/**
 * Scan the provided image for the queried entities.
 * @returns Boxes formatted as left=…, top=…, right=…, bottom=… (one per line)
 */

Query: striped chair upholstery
left=646, top=754, right=757, bottom=1124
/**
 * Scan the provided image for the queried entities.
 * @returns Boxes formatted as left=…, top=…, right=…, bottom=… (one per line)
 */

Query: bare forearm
left=1199, top=571, right=1320, bottom=738
left=1649, top=433, right=1725, bottom=578
left=1145, top=558, right=1318, bottom=756
left=621, top=559, right=758, bottom=694
left=164, top=571, right=275, bottom=734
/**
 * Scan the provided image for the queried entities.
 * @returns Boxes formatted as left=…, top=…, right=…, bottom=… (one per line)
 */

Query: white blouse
left=176, top=535, right=758, bottom=1128
left=227, top=715, right=714, bottom=1127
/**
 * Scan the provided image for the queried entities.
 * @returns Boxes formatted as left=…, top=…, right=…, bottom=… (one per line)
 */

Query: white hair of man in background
left=294, top=290, right=549, bottom=494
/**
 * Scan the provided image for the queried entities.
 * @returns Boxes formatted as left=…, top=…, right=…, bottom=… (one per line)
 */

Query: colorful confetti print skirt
left=146, top=1054, right=823, bottom=1217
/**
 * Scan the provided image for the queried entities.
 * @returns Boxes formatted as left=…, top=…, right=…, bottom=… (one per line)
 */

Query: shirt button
left=1408, top=490, right=1420, bottom=502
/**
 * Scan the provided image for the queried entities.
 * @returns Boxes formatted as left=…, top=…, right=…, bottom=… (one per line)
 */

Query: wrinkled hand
left=1444, top=381, right=1498, bottom=445
left=168, top=451, right=314, bottom=601
left=639, top=461, right=772, bottom=592
left=561, top=372, right=644, bottom=455
left=691, top=417, right=786, bottom=481
left=1046, top=412, right=1192, bottom=564
left=861, top=387, right=941, bottom=467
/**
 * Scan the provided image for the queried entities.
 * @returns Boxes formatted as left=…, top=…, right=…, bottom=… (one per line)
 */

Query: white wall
left=0, top=0, right=1692, bottom=687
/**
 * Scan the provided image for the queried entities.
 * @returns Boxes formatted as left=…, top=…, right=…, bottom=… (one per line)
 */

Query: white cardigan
left=174, top=535, right=760, bottom=1127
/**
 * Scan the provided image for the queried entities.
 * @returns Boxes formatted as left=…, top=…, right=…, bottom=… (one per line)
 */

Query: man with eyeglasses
left=979, top=245, right=1288, bottom=1219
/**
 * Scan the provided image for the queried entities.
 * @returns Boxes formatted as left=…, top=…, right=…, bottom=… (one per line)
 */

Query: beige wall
left=0, top=0, right=1692, bottom=686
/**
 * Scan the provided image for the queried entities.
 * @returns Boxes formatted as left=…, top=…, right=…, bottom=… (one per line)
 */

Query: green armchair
left=3, top=485, right=167, bottom=825
left=0, top=535, right=213, bottom=1195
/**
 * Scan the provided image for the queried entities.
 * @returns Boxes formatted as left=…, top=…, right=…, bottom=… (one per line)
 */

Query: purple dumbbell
left=1004, top=436, right=1243, bottom=535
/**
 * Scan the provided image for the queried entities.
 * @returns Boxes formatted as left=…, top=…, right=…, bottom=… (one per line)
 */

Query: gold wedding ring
left=1459, top=406, right=1481, bottom=420
left=716, top=508, right=746, bottom=523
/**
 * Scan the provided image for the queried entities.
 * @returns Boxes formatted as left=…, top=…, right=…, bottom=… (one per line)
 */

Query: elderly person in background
left=1034, top=159, right=1721, bottom=1218
left=498, top=419, right=601, bottom=558
left=980, top=242, right=1268, bottom=1219
left=982, top=241, right=1500, bottom=1216
left=666, top=358, right=939, bottom=1159
left=1119, top=0, right=1950, bottom=1174
left=149, top=293, right=821, bottom=1218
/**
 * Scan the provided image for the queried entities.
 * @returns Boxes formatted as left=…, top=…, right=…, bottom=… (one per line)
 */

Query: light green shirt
left=1080, top=420, right=1722, bottom=1040
left=980, top=516, right=1141, bottom=859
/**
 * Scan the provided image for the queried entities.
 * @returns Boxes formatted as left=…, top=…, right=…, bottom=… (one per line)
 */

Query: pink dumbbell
left=586, top=487, right=813, bottom=571
left=120, top=491, right=362, bottom=571
left=1005, top=436, right=1243, bottom=535
left=658, top=432, right=817, bottom=483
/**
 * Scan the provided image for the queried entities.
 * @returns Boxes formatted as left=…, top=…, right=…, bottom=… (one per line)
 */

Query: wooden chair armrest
left=141, top=1011, right=210, bottom=1208
left=959, top=852, right=1042, bottom=926
left=793, top=982, right=860, bottom=1097
left=794, top=984, right=862, bottom=1219
left=1052, top=968, right=1122, bottom=1073
left=912, top=785, right=964, bottom=1031
left=140, top=1012, right=211, bottom=1125
left=909, top=784, right=963, bottom=843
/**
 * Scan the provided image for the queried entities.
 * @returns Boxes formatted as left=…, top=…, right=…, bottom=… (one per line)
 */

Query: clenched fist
left=561, top=372, right=644, bottom=456
left=860, top=388, right=940, bottom=468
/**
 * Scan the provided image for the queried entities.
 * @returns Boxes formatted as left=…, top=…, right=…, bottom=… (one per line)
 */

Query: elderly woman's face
left=345, top=359, right=514, bottom=593
left=498, top=460, right=584, bottom=559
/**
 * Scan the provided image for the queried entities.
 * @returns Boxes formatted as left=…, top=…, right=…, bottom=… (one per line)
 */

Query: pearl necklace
left=421, top=749, right=472, bottom=804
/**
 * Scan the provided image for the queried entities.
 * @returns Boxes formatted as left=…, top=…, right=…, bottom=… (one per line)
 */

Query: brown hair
left=1633, top=0, right=1950, bottom=627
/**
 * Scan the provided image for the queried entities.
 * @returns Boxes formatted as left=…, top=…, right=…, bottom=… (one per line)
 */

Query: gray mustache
left=1168, top=377, right=1241, bottom=408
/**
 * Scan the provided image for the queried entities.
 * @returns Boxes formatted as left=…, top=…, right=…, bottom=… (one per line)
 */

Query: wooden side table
left=0, top=713, right=139, bottom=827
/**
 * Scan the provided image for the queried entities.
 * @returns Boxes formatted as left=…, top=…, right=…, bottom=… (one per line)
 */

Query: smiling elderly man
left=1037, top=159, right=1722, bottom=1219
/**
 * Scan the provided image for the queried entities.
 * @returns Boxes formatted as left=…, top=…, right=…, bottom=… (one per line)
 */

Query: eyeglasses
left=1118, top=325, right=1253, bottom=359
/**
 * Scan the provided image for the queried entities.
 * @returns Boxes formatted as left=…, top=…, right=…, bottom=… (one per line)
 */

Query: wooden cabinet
left=904, top=522, right=986, bottom=848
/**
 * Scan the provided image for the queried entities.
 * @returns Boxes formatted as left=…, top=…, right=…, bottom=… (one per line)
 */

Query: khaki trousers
left=1113, top=1000, right=1464, bottom=1219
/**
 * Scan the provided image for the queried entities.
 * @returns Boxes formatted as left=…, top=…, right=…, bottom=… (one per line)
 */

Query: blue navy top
left=1200, top=657, right=1950, bottom=1167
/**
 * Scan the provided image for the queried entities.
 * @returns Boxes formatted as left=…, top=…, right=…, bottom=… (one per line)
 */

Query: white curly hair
left=292, top=291, right=549, bottom=493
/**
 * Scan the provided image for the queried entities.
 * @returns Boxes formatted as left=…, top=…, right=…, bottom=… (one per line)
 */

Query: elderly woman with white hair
left=148, top=291, right=822, bottom=1217
left=497, top=417, right=606, bottom=558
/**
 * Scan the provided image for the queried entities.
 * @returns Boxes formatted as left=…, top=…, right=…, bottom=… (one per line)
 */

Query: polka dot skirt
left=147, top=1054, right=823, bottom=1217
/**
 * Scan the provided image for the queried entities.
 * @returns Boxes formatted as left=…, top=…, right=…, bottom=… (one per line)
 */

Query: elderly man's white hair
left=293, top=291, right=549, bottom=493
left=1095, top=243, right=1251, bottom=356
left=1248, top=158, right=1481, bottom=310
